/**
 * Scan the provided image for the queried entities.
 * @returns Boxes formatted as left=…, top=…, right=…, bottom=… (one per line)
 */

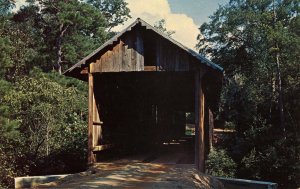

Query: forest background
left=0, top=0, right=299, bottom=188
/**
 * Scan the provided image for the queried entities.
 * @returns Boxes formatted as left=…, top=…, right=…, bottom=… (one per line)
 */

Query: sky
left=114, top=0, right=228, bottom=49
left=14, top=0, right=228, bottom=50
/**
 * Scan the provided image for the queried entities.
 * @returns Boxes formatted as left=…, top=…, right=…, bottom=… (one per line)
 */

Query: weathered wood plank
left=88, top=31, right=198, bottom=73
left=131, top=42, right=137, bottom=71
left=156, top=38, right=161, bottom=71
left=112, top=43, right=120, bottom=72
left=101, top=50, right=112, bottom=72
left=88, top=73, right=96, bottom=164
left=92, top=93, right=102, bottom=147
left=122, top=36, right=132, bottom=71
left=144, top=66, right=156, bottom=71
left=92, top=144, right=114, bottom=152
left=118, top=41, right=123, bottom=72
left=195, top=70, right=205, bottom=172
left=136, top=29, right=144, bottom=71
left=208, top=108, right=214, bottom=151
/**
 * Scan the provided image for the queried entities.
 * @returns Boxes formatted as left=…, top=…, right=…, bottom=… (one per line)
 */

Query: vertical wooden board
left=121, top=36, right=132, bottom=71
left=121, top=44, right=131, bottom=72
left=208, top=108, right=214, bottom=150
left=109, top=50, right=114, bottom=71
left=191, top=58, right=199, bottom=71
left=164, top=42, right=170, bottom=71
left=136, top=30, right=144, bottom=71
left=170, top=44, right=176, bottom=71
left=195, top=70, right=205, bottom=172
left=166, top=44, right=171, bottom=71
left=100, top=52, right=107, bottom=71
left=118, top=41, right=124, bottom=72
left=88, top=73, right=96, bottom=164
left=89, top=62, right=95, bottom=73
left=186, top=54, right=191, bottom=71
left=93, top=96, right=101, bottom=124
left=93, top=126, right=102, bottom=147
left=174, top=47, right=178, bottom=71
left=200, top=79, right=205, bottom=171
left=95, top=59, right=102, bottom=73
left=131, top=43, right=137, bottom=71
left=178, top=52, right=184, bottom=71
left=100, top=50, right=112, bottom=72
left=104, top=51, right=113, bottom=72
left=183, top=53, right=190, bottom=71
left=194, top=71, right=200, bottom=169
left=156, top=38, right=160, bottom=70
left=121, top=43, right=127, bottom=71
left=92, top=94, right=102, bottom=147
left=177, top=51, right=184, bottom=71
left=161, top=40, right=167, bottom=70
left=112, top=43, right=120, bottom=72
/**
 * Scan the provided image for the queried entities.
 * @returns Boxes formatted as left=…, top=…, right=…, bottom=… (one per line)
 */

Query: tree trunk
left=275, top=46, right=285, bottom=133
left=56, top=24, right=68, bottom=74
left=273, top=0, right=285, bottom=134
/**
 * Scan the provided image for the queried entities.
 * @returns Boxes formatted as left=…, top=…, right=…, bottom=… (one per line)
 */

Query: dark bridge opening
left=92, top=72, right=195, bottom=164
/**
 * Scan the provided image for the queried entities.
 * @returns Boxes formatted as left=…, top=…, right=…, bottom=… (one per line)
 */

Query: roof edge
left=64, top=18, right=223, bottom=75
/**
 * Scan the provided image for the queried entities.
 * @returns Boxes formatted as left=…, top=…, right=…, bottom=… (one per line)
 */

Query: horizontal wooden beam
left=93, top=144, right=114, bottom=152
left=93, top=121, right=103, bottom=126
left=144, top=66, right=157, bottom=71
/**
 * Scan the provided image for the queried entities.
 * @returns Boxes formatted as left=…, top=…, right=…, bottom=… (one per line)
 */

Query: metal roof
left=64, top=18, right=223, bottom=75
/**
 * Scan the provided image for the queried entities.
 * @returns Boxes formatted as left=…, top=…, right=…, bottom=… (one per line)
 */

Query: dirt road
left=37, top=163, right=223, bottom=189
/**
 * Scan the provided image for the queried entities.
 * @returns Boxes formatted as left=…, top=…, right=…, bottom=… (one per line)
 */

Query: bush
left=206, top=147, right=237, bottom=178
left=0, top=70, right=88, bottom=188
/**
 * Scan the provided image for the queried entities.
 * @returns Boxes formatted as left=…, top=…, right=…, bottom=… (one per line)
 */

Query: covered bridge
left=64, top=18, right=223, bottom=172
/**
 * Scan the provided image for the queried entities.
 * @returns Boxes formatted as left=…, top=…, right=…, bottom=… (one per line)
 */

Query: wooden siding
left=89, top=25, right=200, bottom=73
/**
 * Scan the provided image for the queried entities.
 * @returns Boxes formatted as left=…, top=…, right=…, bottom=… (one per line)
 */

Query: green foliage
left=0, top=0, right=131, bottom=187
left=0, top=0, right=15, bottom=15
left=26, top=0, right=108, bottom=72
left=198, top=0, right=300, bottom=187
left=88, top=0, right=131, bottom=30
left=206, top=148, right=237, bottom=178
left=154, top=19, right=175, bottom=37
left=0, top=69, right=88, bottom=187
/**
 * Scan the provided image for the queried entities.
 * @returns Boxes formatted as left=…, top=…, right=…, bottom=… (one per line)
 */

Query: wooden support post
left=92, top=94, right=102, bottom=147
left=208, top=108, right=214, bottom=151
left=88, top=73, right=96, bottom=165
left=195, top=70, right=205, bottom=172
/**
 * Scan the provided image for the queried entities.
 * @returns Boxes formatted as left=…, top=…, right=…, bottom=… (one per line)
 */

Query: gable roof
left=64, top=18, right=223, bottom=76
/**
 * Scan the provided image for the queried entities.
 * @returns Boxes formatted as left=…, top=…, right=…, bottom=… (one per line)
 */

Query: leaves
left=154, top=19, right=175, bottom=37
left=88, top=0, right=131, bottom=30
left=0, top=0, right=131, bottom=187
left=198, top=0, right=300, bottom=186
left=206, top=147, right=237, bottom=178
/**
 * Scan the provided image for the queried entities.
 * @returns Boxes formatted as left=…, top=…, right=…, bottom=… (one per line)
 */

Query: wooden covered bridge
left=64, top=18, right=223, bottom=172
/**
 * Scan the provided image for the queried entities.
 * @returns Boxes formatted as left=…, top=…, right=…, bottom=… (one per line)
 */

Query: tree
left=19, top=0, right=108, bottom=74
left=154, top=19, right=175, bottom=37
left=0, top=0, right=15, bottom=15
left=0, top=8, right=40, bottom=80
left=87, top=0, right=131, bottom=31
left=0, top=79, right=29, bottom=188
left=206, top=147, right=237, bottom=178
left=0, top=0, right=131, bottom=187
left=198, top=0, right=300, bottom=187
left=1, top=69, right=88, bottom=184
